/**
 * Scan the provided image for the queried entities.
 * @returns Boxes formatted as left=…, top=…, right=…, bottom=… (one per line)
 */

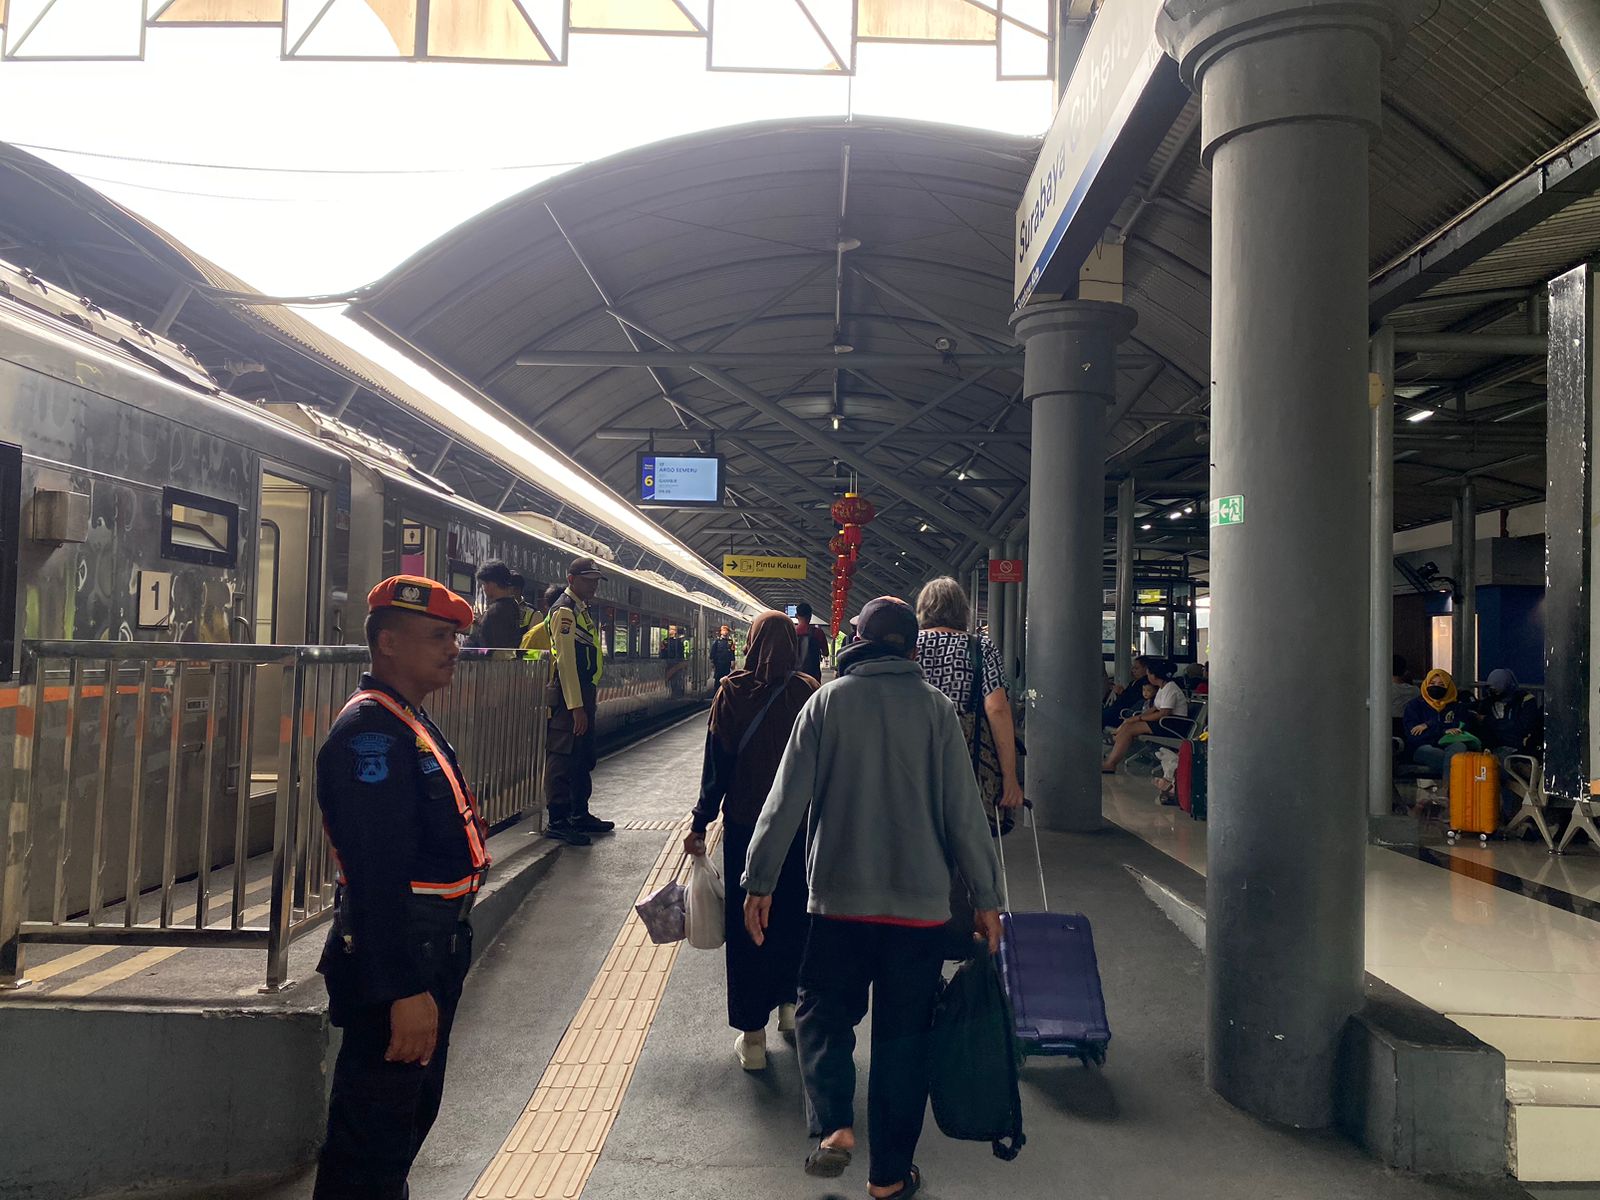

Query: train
left=0, top=255, right=753, bottom=727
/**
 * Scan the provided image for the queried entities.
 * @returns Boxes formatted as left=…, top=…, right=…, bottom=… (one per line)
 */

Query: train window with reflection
left=161, top=487, right=238, bottom=567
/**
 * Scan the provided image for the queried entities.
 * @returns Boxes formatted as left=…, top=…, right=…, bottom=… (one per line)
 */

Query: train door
left=0, top=441, right=19, bottom=682
left=247, top=471, right=326, bottom=824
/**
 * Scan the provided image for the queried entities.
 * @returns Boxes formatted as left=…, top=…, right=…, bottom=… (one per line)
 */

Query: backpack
left=929, top=948, right=1026, bottom=1161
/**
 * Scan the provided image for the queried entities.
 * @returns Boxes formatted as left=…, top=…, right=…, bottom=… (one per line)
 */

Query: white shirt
left=1153, top=680, right=1188, bottom=719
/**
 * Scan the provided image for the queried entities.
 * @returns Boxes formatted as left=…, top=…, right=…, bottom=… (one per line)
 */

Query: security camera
left=933, top=336, right=955, bottom=353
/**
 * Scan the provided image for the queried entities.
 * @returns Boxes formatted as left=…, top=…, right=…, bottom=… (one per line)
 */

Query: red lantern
left=831, top=492, right=876, bottom=527
left=840, top=524, right=863, bottom=551
left=835, top=555, right=855, bottom=577
left=828, top=532, right=850, bottom=557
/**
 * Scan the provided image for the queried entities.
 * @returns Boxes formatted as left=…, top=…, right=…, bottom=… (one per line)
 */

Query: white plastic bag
left=685, top=853, right=726, bottom=950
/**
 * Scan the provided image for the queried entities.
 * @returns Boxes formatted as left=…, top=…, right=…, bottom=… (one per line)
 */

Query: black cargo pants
left=545, top=692, right=598, bottom=827
left=313, top=906, right=473, bottom=1200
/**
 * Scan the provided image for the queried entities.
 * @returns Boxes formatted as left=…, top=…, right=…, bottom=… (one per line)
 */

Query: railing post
left=263, top=655, right=302, bottom=993
left=1, top=646, right=43, bottom=988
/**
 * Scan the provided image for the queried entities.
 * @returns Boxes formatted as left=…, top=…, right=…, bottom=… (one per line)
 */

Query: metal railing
left=1, top=642, right=548, bottom=992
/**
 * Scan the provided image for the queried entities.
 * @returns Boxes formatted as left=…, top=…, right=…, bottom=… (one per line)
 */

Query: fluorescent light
left=958, top=470, right=966, bottom=480
left=1168, top=511, right=1182, bottom=520
left=831, top=415, right=841, bottom=430
left=1406, top=409, right=1434, bottom=423
left=1183, top=506, right=1194, bottom=514
left=1140, top=523, right=1152, bottom=531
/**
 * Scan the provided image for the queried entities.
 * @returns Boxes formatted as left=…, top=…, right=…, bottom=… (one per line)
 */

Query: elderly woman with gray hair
left=913, top=576, right=1024, bottom=815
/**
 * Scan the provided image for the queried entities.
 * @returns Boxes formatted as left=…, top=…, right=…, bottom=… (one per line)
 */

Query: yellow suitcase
left=1448, top=751, right=1499, bottom=842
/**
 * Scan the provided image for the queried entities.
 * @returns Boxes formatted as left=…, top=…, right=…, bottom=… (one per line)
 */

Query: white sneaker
left=735, top=1030, right=767, bottom=1070
left=777, top=1003, right=797, bottom=1034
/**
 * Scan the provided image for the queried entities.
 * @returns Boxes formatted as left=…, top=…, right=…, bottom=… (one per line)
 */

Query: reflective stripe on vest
left=340, top=689, right=490, bottom=877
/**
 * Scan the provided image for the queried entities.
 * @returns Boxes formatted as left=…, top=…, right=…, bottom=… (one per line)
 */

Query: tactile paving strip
left=618, top=819, right=682, bottom=831
left=473, top=819, right=720, bottom=1200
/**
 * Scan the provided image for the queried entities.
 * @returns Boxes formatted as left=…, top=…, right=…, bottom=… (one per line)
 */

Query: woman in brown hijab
left=686, top=609, right=819, bottom=1070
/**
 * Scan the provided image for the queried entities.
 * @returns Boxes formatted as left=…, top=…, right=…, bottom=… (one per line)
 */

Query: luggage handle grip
left=993, top=799, right=1049, bottom=914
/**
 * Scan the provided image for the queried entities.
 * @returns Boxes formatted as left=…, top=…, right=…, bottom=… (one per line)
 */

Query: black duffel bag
left=929, top=947, right=1025, bottom=1161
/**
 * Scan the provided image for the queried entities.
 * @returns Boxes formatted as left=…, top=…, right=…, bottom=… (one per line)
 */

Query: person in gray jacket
left=743, top=596, right=1004, bottom=1200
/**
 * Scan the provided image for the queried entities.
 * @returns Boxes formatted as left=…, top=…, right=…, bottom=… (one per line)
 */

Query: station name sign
left=1015, top=0, right=1182, bottom=308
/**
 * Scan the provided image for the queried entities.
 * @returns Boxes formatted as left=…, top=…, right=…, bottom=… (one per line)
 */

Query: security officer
left=313, top=575, right=489, bottom=1200
left=544, top=556, right=615, bottom=846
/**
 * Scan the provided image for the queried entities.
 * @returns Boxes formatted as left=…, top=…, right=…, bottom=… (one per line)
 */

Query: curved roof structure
left=351, top=2, right=1597, bottom=608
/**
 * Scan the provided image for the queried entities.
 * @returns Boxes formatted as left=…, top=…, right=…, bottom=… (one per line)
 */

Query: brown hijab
left=704, top=613, right=819, bottom=826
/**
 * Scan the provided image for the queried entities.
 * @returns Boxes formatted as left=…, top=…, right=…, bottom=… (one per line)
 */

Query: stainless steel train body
left=0, top=266, right=747, bottom=919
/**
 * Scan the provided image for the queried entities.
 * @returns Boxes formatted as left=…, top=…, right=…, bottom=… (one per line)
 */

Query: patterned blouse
left=916, top=630, right=1005, bottom=714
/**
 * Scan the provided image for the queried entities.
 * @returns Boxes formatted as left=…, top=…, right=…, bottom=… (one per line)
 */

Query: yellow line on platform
left=473, top=821, right=719, bottom=1200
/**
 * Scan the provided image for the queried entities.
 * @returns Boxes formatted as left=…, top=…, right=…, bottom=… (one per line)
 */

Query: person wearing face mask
left=1401, top=668, right=1470, bottom=777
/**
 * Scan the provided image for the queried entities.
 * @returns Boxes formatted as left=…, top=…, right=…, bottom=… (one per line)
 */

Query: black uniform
left=314, top=676, right=490, bottom=1200
left=710, top=635, right=736, bottom=686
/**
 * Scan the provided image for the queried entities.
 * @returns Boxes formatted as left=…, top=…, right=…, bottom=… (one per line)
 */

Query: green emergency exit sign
left=1211, top=495, right=1244, bottom=528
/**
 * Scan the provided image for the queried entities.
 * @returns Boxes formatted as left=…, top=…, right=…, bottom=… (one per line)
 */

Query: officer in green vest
left=544, top=557, right=614, bottom=846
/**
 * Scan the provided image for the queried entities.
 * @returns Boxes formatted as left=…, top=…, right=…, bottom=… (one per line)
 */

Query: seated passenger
left=742, top=597, right=1002, bottom=1200
left=1102, top=659, right=1187, bottom=774
left=1472, top=668, right=1543, bottom=813
left=1402, top=668, right=1470, bottom=776
left=685, top=612, right=818, bottom=1071
left=1100, top=655, right=1151, bottom=728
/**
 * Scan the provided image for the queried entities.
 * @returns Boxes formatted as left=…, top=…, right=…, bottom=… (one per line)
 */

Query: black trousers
left=720, top=819, right=808, bottom=1032
left=796, top=919, right=945, bottom=1188
left=546, top=699, right=597, bottom=826
left=314, top=918, right=472, bottom=1200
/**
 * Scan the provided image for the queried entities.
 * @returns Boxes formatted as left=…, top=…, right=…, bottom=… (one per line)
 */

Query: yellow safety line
left=42, top=897, right=274, bottom=999
left=473, top=821, right=721, bottom=1200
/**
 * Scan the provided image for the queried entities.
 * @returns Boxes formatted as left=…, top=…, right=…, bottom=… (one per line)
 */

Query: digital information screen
left=637, top=453, right=725, bottom=508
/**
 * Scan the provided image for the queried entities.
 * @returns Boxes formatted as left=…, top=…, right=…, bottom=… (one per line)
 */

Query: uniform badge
left=349, top=732, right=395, bottom=784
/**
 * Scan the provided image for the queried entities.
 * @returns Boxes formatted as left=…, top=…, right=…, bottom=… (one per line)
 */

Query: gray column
left=1165, top=0, right=1405, bottom=1127
left=969, top=564, right=983, bottom=633
left=987, top=541, right=1004, bottom=648
left=1369, top=328, right=1396, bottom=818
left=1457, top=479, right=1478, bottom=689
left=1545, top=264, right=1596, bottom=804
left=1012, top=301, right=1137, bottom=832
left=1115, top=476, right=1137, bottom=685
left=1003, top=536, right=1022, bottom=687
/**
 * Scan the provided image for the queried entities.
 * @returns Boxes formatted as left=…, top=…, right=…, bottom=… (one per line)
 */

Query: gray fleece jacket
left=741, top=655, right=1004, bottom=922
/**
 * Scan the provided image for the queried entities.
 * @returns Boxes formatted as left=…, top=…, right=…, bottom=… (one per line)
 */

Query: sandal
left=871, top=1166, right=922, bottom=1200
left=805, top=1143, right=852, bottom=1178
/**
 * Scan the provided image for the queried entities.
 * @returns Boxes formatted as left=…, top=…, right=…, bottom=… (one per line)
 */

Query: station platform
left=218, top=719, right=1539, bottom=1200
left=1103, top=776, right=1600, bottom=1190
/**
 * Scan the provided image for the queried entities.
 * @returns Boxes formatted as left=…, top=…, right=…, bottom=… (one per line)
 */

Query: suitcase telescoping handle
left=993, top=799, right=1049, bottom=914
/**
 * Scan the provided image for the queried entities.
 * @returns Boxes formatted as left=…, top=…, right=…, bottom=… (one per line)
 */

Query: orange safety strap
left=340, top=689, right=490, bottom=872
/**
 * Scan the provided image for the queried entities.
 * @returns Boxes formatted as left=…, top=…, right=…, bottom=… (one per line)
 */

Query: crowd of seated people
left=1395, top=663, right=1543, bottom=816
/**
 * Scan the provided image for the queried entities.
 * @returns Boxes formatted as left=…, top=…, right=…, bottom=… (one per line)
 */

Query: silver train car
left=0, top=260, right=749, bottom=918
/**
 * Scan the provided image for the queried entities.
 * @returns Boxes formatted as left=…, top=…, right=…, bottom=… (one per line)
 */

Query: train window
left=447, top=559, right=476, bottom=597
left=0, top=441, right=19, bottom=681
left=255, top=520, right=281, bottom=643
left=161, top=487, right=238, bottom=568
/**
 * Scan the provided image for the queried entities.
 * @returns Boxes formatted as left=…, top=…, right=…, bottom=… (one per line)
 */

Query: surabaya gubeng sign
left=1015, top=0, right=1172, bottom=308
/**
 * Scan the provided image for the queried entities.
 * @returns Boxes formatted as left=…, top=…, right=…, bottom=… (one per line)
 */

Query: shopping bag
left=929, top=947, right=1026, bottom=1161
left=636, top=875, right=687, bottom=945
left=685, top=853, right=726, bottom=950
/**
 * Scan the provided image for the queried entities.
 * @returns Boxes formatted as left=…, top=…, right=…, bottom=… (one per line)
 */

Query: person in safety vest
left=544, top=556, right=615, bottom=846
left=519, top=583, right=565, bottom=662
left=312, top=575, right=489, bottom=1200
left=510, top=571, right=537, bottom=638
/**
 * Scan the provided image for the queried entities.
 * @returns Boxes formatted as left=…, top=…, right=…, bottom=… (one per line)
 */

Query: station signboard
left=723, top=555, right=807, bottom=580
left=989, top=558, right=1025, bottom=584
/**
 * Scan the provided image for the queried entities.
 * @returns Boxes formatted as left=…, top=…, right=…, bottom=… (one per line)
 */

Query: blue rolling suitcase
left=995, top=803, right=1112, bottom=1066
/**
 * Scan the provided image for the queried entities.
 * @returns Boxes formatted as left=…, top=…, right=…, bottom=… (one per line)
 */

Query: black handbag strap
left=738, top=673, right=797, bottom=756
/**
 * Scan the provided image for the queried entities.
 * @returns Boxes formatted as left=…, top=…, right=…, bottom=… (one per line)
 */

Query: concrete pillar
left=1545, top=264, right=1596, bottom=804
left=987, top=541, right=1004, bottom=647
left=969, top=564, right=983, bottom=633
left=1012, top=300, right=1137, bottom=832
left=1115, top=476, right=1137, bottom=685
left=1164, top=0, right=1405, bottom=1128
left=1003, top=536, right=1022, bottom=687
left=1457, top=479, right=1478, bottom=690
left=1369, top=328, right=1396, bottom=819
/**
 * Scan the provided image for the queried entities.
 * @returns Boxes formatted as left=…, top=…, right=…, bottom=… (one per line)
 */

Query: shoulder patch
left=348, top=732, right=396, bottom=784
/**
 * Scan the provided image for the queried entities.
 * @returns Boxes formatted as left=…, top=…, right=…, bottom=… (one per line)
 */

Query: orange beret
left=366, top=575, right=474, bottom=630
